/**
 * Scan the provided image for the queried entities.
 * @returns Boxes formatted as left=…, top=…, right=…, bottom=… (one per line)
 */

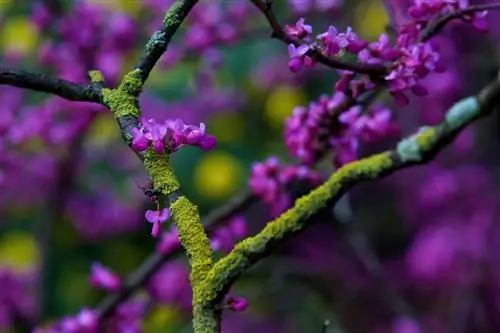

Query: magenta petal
left=145, top=210, right=158, bottom=223
left=157, top=208, right=171, bottom=221
left=132, top=136, right=149, bottom=151
left=151, top=222, right=161, bottom=238
left=288, top=58, right=303, bottom=73
left=153, top=140, right=165, bottom=154
left=473, top=17, right=488, bottom=32
left=186, top=131, right=203, bottom=145
left=200, top=135, right=217, bottom=150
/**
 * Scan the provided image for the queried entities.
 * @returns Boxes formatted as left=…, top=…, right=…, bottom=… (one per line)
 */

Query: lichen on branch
left=196, top=75, right=500, bottom=310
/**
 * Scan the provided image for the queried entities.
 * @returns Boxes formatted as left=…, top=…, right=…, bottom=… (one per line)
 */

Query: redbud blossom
left=89, top=262, right=121, bottom=291
left=130, top=118, right=217, bottom=155
left=226, top=296, right=249, bottom=312
left=156, top=228, right=181, bottom=254
left=145, top=208, right=171, bottom=238
left=284, top=18, right=313, bottom=40
left=250, top=157, right=322, bottom=216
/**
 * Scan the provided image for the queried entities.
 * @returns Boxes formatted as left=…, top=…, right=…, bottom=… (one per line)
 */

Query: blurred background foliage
left=3, top=0, right=380, bottom=318
left=1, top=0, right=483, bottom=332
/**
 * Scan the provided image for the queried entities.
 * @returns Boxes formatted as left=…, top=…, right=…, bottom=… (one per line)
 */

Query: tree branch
left=134, top=0, right=200, bottom=89
left=248, top=0, right=388, bottom=76
left=92, top=1, right=221, bottom=331
left=420, top=3, right=500, bottom=42
left=197, top=73, right=500, bottom=312
left=0, top=67, right=103, bottom=103
left=96, top=190, right=256, bottom=320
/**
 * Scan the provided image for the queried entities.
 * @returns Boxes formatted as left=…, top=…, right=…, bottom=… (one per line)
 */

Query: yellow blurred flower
left=0, top=1, right=11, bottom=12
left=194, top=152, right=244, bottom=200
left=143, top=305, right=181, bottom=332
left=87, top=0, right=141, bottom=15
left=1, top=17, right=39, bottom=55
left=265, top=86, right=307, bottom=131
left=354, top=0, right=389, bottom=40
left=87, top=114, right=122, bottom=146
left=0, top=231, right=40, bottom=271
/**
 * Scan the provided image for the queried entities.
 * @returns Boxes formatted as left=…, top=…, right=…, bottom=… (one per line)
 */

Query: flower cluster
left=210, top=216, right=247, bottom=253
left=35, top=301, right=145, bottom=333
left=284, top=92, right=397, bottom=167
left=286, top=1, right=488, bottom=105
left=131, top=119, right=217, bottom=154
left=287, top=0, right=343, bottom=15
left=408, top=0, right=488, bottom=31
left=0, top=268, right=37, bottom=329
left=249, top=157, right=322, bottom=216
left=33, top=2, right=138, bottom=84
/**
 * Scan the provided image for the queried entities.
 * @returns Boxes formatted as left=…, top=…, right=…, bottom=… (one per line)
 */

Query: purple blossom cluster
left=210, top=216, right=247, bottom=253
left=131, top=119, right=217, bottom=155
left=34, top=301, right=146, bottom=333
left=286, top=0, right=488, bottom=106
left=287, top=0, right=343, bottom=16
left=0, top=268, right=37, bottom=329
left=250, top=157, right=322, bottom=216
left=284, top=91, right=398, bottom=167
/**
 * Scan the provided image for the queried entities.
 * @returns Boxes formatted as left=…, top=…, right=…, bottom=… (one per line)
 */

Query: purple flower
left=317, top=26, right=342, bottom=56
left=131, top=128, right=149, bottom=152
left=287, top=44, right=310, bottom=73
left=337, top=27, right=368, bottom=53
left=285, top=18, right=313, bottom=40
left=130, top=118, right=217, bottom=154
left=156, top=228, right=181, bottom=254
left=145, top=208, right=171, bottom=238
left=226, top=296, right=249, bottom=312
left=89, top=262, right=121, bottom=291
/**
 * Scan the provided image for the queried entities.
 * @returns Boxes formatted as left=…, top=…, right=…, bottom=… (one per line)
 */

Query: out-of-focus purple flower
left=211, top=216, right=248, bottom=253
left=250, top=157, right=322, bottom=216
left=89, top=262, right=121, bottom=291
left=147, top=261, right=192, bottom=310
left=393, top=316, right=421, bottom=333
left=226, top=296, right=249, bottom=312
left=157, top=227, right=181, bottom=254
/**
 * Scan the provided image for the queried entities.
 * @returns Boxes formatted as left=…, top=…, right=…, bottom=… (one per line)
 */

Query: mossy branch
left=99, top=64, right=214, bottom=330
left=196, top=75, right=500, bottom=311
left=134, top=0, right=200, bottom=90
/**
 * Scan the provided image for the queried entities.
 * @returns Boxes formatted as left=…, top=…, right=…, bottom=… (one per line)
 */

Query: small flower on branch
left=145, top=207, right=171, bottom=238
left=225, top=296, right=249, bottom=312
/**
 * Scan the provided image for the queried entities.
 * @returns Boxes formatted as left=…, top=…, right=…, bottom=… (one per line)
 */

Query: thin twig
left=420, top=3, right=500, bottom=42
left=248, top=0, right=388, bottom=76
